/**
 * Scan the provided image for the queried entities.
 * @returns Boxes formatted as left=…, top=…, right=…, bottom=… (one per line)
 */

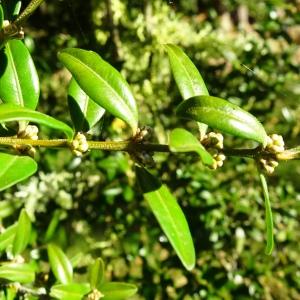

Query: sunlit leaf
left=89, top=258, right=105, bottom=289
left=169, top=128, right=214, bottom=166
left=136, top=167, right=195, bottom=271
left=50, top=283, right=90, bottom=300
left=259, top=173, right=274, bottom=255
left=0, top=263, right=35, bottom=283
left=47, top=244, right=73, bottom=284
left=176, top=95, right=268, bottom=146
left=0, top=152, right=37, bottom=191
left=100, top=282, right=138, bottom=300
left=58, top=48, right=138, bottom=133
left=0, top=40, right=39, bottom=109
left=0, top=103, right=74, bottom=139
left=12, top=209, right=31, bottom=255
left=68, top=78, right=105, bottom=132
left=0, top=223, right=17, bottom=252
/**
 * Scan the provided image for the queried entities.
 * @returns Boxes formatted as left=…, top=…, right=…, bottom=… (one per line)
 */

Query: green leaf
left=50, top=283, right=90, bottom=300
left=0, top=40, right=39, bottom=109
left=0, top=223, right=17, bottom=252
left=58, top=48, right=138, bottom=133
left=0, top=5, right=4, bottom=29
left=47, top=244, right=73, bottom=284
left=136, top=167, right=195, bottom=271
left=2, top=1, right=22, bottom=19
left=68, top=78, right=105, bottom=132
left=89, top=258, right=105, bottom=289
left=176, top=95, right=268, bottom=146
left=169, top=128, right=214, bottom=166
left=259, top=173, right=274, bottom=255
left=12, top=209, right=31, bottom=256
left=100, top=282, right=138, bottom=300
left=0, top=263, right=35, bottom=283
left=0, top=152, right=37, bottom=191
left=0, top=103, right=74, bottom=139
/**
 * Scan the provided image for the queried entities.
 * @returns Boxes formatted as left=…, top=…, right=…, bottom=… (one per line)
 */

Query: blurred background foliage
left=1, top=0, right=300, bottom=299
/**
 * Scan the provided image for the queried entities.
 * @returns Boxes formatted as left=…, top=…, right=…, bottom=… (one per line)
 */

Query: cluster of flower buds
left=87, top=289, right=104, bottom=300
left=130, top=150, right=155, bottom=168
left=71, top=133, right=89, bottom=156
left=201, top=132, right=224, bottom=150
left=14, top=125, right=39, bottom=157
left=259, top=134, right=285, bottom=174
left=133, top=126, right=153, bottom=143
left=1, top=20, right=24, bottom=39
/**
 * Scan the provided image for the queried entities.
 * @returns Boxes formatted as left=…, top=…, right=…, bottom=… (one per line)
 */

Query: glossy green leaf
left=50, top=283, right=90, bottom=300
left=164, top=44, right=209, bottom=137
left=58, top=48, right=138, bottom=133
left=0, top=40, right=39, bottom=109
left=0, top=263, right=35, bottom=283
left=176, top=95, right=268, bottom=146
left=259, top=173, right=274, bottom=255
left=0, top=223, right=17, bottom=252
left=68, top=78, right=105, bottom=132
left=100, top=282, right=138, bottom=300
left=89, top=258, right=105, bottom=289
left=0, top=5, right=4, bottom=29
left=12, top=209, right=31, bottom=256
left=169, top=128, right=214, bottom=166
left=0, top=152, right=37, bottom=191
left=0, top=103, right=74, bottom=139
left=47, top=244, right=73, bottom=284
left=136, top=167, right=195, bottom=270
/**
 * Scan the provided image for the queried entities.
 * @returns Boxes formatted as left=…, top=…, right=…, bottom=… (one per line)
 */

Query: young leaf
left=0, top=40, right=39, bottom=110
left=0, top=263, right=35, bottom=283
left=50, top=283, right=90, bottom=300
left=0, top=5, right=4, bottom=29
left=0, top=103, right=74, bottom=139
left=0, top=152, right=37, bottom=191
left=0, top=223, right=17, bottom=252
left=169, top=128, right=214, bottom=166
left=136, top=167, right=195, bottom=271
left=259, top=173, right=274, bottom=255
left=100, top=282, right=138, bottom=300
left=12, top=209, right=32, bottom=256
left=2, top=1, right=22, bottom=19
left=68, top=78, right=105, bottom=132
left=176, top=95, right=268, bottom=146
left=58, top=48, right=138, bottom=133
left=47, top=244, right=73, bottom=284
left=89, top=258, right=105, bottom=289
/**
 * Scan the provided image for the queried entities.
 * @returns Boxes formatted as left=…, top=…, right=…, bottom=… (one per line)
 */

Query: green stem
left=14, top=0, right=45, bottom=26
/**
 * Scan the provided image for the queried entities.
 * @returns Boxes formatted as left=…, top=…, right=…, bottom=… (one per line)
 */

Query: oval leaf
left=0, top=103, right=74, bottom=139
left=0, top=263, right=35, bottom=283
left=259, top=173, right=274, bottom=255
left=0, top=223, right=17, bottom=252
left=58, top=48, right=138, bottom=133
left=50, top=283, right=90, bottom=300
left=176, top=95, right=268, bottom=146
left=169, top=128, right=214, bottom=166
left=47, top=244, right=73, bottom=284
left=100, top=282, right=138, bottom=300
left=136, top=167, right=195, bottom=271
left=89, top=257, right=105, bottom=289
left=68, top=78, right=105, bottom=132
left=0, top=152, right=37, bottom=191
left=12, top=209, right=31, bottom=256
left=0, top=39, right=39, bottom=109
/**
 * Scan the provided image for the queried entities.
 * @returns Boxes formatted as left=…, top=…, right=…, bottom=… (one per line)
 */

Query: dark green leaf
left=0, top=152, right=37, bottom=191
left=0, top=223, right=17, bottom=252
left=0, top=40, right=39, bottom=109
left=176, top=95, right=268, bottom=146
left=259, top=173, right=274, bottom=255
left=100, top=282, right=138, bottom=300
left=0, top=103, right=74, bottom=139
left=169, top=128, right=214, bottom=166
left=47, top=244, right=73, bottom=284
left=68, top=78, right=105, bottom=132
left=50, top=283, right=90, bottom=300
left=58, top=48, right=138, bottom=133
left=136, top=167, right=195, bottom=271
left=12, top=209, right=31, bottom=255
left=89, top=258, right=105, bottom=289
left=0, top=263, right=35, bottom=283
